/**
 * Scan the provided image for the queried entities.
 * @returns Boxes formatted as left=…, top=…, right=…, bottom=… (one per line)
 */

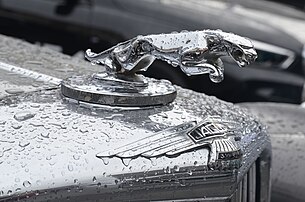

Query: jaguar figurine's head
left=221, top=32, right=257, bottom=67
left=205, top=30, right=257, bottom=67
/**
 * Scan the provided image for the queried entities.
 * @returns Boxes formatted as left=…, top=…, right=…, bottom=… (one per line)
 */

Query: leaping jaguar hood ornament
left=85, top=30, right=257, bottom=83
left=61, top=29, right=257, bottom=107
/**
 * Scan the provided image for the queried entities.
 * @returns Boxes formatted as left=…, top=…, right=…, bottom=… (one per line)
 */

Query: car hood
left=0, top=35, right=268, bottom=201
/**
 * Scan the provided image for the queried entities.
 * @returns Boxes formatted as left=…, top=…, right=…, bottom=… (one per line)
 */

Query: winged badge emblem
left=97, top=116, right=243, bottom=166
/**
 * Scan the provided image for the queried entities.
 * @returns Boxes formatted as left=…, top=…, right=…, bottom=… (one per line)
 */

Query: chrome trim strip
left=248, top=164, right=256, bottom=202
left=258, top=147, right=272, bottom=202
left=301, top=45, right=305, bottom=102
left=242, top=174, right=248, bottom=202
left=0, top=61, right=62, bottom=85
left=252, top=40, right=296, bottom=69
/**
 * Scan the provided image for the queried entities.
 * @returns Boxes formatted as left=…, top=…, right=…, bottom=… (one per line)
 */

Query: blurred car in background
left=0, top=0, right=305, bottom=104
left=265, top=0, right=305, bottom=11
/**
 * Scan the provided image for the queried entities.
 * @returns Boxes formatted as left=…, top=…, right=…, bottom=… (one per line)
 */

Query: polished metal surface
left=0, top=34, right=270, bottom=201
left=61, top=30, right=257, bottom=107
left=61, top=73, right=177, bottom=107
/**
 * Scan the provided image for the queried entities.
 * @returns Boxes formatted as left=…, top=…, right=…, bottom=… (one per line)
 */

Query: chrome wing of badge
left=97, top=116, right=242, bottom=166
left=85, top=30, right=257, bottom=83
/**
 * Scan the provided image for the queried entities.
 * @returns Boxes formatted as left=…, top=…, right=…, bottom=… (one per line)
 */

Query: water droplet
left=173, top=165, right=180, bottom=172
left=161, top=166, right=168, bottom=174
left=92, top=176, right=97, bottom=182
left=121, top=158, right=132, bottom=167
left=46, top=155, right=54, bottom=160
left=287, top=140, right=293, bottom=145
left=150, top=158, right=157, bottom=166
left=101, top=158, right=109, bottom=165
left=68, top=164, right=73, bottom=171
left=30, top=121, right=45, bottom=128
left=41, top=132, right=50, bottom=138
left=23, top=180, right=31, bottom=188
left=91, top=61, right=99, bottom=65
left=62, top=112, right=71, bottom=116
left=19, top=141, right=30, bottom=148
left=12, top=123, right=22, bottom=129
left=30, top=103, right=40, bottom=108
left=40, top=114, right=49, bottom=119
left=79, top=128, right=88, bottom=133
left=5, top=89, right=24, bottom=95
left=73, top=154, right=80, bottom=160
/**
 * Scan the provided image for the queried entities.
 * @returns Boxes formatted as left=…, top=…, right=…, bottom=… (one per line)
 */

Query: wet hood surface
left=0, top=34, right=266, bottom=200
left=0, top=86, right=261, bottom=194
